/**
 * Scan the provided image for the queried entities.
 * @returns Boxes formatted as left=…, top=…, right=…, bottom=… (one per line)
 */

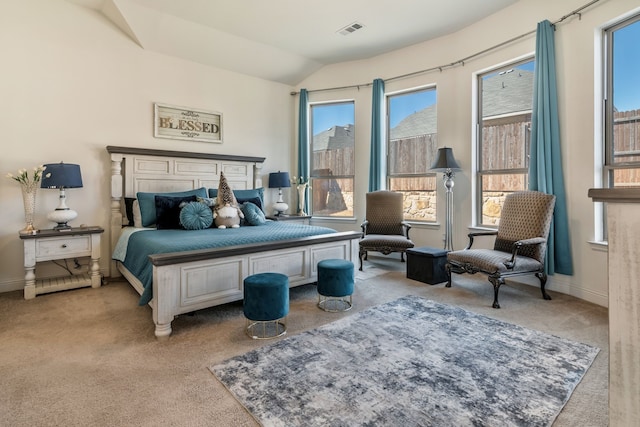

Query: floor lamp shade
left=430, top=148, right=461, bottom=251
left=41, top=162, right=83, bottom=230
left=268, top=171, right=291, bottom=216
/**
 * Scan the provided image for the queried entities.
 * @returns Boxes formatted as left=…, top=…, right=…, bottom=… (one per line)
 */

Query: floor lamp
left=430, top=147, right=461, bottom=252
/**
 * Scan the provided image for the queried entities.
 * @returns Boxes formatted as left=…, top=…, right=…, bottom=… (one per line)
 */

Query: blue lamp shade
left=40, top=162, right=83, bottom=230
left=268, top=171, right=291, bottom=189
left=41, top=162, right=83, bottom=189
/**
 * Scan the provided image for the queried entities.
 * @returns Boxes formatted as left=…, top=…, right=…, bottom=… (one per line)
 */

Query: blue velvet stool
left=317, top=259, right=355, bottom=312
left=243, top=272, right=289, bottom=339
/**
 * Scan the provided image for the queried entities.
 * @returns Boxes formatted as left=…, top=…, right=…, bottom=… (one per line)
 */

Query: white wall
left=299, top=0, right=640, bottom=308
left=0, top=0, right=295, bottom=292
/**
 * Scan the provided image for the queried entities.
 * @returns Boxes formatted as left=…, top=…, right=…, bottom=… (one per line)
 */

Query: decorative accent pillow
left=132, top=200, right=143, bottom=228
left=124, top=197, right=136, bottom=226
left=208, top=187, right=264, bottom=211
left=179, top=201, right=214, bottom=230
left=137, top=187, right=207, bottom=228
left=241, top=201, right=266, bottom=226
left=155, top=195, right=198, bottom=229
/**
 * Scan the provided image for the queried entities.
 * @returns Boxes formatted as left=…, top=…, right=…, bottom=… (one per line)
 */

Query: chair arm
left=503, top=237, right=547, bottom=269
left=465, top=231, right=497, bottom=249
left=401, top=221, right=412, bottom=240
left=360, top=220, right=369, bottom=235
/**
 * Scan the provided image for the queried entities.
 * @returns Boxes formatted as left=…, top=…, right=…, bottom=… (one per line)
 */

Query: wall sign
left=154, top=103, right=223, bottom=143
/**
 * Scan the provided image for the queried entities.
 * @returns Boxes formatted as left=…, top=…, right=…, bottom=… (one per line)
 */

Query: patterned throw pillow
left=179, top=201, right=214, bottom=230
left=241, top=201, right=266, bottom=226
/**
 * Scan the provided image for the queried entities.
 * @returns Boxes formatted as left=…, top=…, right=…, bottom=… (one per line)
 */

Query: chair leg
left=445, top=263, right=452, bottom=288
left=488, top=276, right=504, bottom=309
left=535, top=271, right=552, bottom=300
left=358, top=248, right=366, bottom=271
left=400, top=252, right=405, bottom=262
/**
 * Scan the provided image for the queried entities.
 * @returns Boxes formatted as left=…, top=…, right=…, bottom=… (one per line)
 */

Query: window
left=309, top=102, right=355, bottom=217
left=387, top=87, right=438, bottom=222
left=476, top=58, right=535, bottom=226
left=604, top=15, right=640, bottom=189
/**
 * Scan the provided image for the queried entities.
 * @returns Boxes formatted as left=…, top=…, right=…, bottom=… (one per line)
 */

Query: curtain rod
left=290, top=0, right=603, bottom=96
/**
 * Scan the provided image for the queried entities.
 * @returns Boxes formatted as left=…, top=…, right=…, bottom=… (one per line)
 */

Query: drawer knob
left=61, top=244, right=67, bottom=248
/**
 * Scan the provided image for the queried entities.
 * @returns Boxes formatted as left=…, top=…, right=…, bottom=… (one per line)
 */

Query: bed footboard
left=149, top=231, right=361, bottom=338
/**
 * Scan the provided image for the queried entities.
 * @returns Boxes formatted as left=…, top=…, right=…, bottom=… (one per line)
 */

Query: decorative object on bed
left=240, top=201, right=266, bottom=226
left=268, top=171, right=291, bottom=216
left=316, top=258, right=354, bottom=312
left=211, top=296, right=600, bottom=427
left=208, top=188, right=265, bottom=211
left=155, top=195, right=198, bottom=229
left=40, top=162, right=83, bottom=230
left=179, top=201, right=214, bottom=230
left=107, top=146, right=360, bottom=338
left=430, top=147, right=462, bottom=251
left=213, top=171, right=244, bottom=229
left=137, top=187, right=207, bottom=228
left=7, top=164, right=47, bottom=235
left=243, top=272, right=289, bottom=339
left=154, top=103, right=223, bottom=144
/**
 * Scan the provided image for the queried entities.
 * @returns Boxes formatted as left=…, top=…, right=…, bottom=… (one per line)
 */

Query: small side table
left=266, top=214, right=312, bottom=225
left=20, top=226, right=104, bottom=299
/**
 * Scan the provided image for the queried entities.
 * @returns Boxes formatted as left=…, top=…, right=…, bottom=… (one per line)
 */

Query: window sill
left=588, top=240, right=608, bottom=252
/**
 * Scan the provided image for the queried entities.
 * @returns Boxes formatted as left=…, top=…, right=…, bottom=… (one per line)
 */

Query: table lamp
left=41, top=162, right=83, bottom=230
left=268, top=171, right=291, bottom=216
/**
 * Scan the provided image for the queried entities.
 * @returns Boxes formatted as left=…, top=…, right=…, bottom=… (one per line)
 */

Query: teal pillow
left=179, top=201, right=214, bottom=230
left=137, top=187, right=207, bottom=227
left=241, top=201, right=266, bottom=226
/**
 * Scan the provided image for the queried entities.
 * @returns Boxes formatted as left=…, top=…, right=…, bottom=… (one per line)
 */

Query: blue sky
left=613, top=19, right=640, bottom=112
left=312, top=19, right=639, bottom=134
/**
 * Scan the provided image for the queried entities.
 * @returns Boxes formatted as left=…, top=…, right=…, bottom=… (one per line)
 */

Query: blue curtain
left=297, top=89, right=309, bottom=213
left=529, top=20, right=573, bottom=275
left=369, top=78, right=385, bottom=192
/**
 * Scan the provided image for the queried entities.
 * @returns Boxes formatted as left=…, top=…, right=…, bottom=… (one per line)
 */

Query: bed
left=107, top=146, right=361, bottom=338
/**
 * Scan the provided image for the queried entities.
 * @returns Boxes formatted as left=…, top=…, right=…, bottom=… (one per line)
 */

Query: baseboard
left=0, top=278, right=25, bottom=294
left=513, top=274, right=608, bottom=308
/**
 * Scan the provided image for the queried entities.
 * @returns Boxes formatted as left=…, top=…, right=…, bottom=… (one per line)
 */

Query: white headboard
left=106, top=146, right=265, bottom=276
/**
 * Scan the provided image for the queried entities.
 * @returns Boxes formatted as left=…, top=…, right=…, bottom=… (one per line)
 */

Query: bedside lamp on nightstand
left=41, top=162, right=83, bottom=230
left=268, top=171, right=291, bottom=216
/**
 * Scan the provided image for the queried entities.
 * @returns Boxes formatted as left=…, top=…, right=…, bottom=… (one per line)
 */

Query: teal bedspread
left=114, top=222, right=337, bottom=305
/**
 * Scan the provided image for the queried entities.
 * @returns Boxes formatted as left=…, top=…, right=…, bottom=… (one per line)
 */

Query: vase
left=20, top=187, right=37, bottom=235
left=297, top=184, right=307, bottom=215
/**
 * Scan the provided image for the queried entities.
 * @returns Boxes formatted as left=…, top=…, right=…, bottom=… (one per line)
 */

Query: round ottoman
left=317, top=259, right=355, bottom=312
left=243, top=272, right=289, bottom=339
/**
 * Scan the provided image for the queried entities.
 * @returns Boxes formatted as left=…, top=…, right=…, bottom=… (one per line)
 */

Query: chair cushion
left=447, top=249, right=542, bottom=274
left=359, top=234, right=415, bottom=250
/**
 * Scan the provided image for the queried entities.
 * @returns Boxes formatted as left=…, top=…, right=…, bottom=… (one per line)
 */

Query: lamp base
left=47, top=208, right=77, bottom=230
left=273, top=202, right=288, bottom=216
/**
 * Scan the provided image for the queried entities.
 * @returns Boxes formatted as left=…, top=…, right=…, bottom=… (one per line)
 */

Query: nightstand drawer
left=36, top=235, right=91, bottom=259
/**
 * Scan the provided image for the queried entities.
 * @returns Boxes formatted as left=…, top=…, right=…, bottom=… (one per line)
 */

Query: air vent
left=337, top=22, right=365, bottom=36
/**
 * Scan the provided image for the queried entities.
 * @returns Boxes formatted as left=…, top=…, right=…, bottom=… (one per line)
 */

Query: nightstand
left=266, top=214, right=312, bottom=225
left=20, top=226, right=104, bottom=299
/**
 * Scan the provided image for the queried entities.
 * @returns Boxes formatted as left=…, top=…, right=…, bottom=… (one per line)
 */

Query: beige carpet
left=0, top=255, right=608, bottom=427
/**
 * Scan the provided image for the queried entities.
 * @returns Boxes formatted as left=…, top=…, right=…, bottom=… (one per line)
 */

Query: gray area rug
left=210, top=296, right=599, bottom=427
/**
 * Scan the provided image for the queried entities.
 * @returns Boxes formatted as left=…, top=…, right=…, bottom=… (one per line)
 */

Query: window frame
left=474, top=56, right=535, bottom=228
left=385, top=85, right=439, bottom=223
left=603, top=14, right=640, bottom=188
left=308, top=100, right=356, bottom=219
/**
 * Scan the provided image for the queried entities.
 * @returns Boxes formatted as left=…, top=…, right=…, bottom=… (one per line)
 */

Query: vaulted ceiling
left=68, top=0, right=521, bottom=85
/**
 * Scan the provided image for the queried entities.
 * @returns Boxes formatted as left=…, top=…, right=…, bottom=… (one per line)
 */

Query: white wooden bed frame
left=107, top=146, right=360, bottom=339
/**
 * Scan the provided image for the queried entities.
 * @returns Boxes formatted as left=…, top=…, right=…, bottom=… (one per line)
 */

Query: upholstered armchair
left=359, top=191, right=414, bottom=271
left=445, top=191, right=556, bottom=308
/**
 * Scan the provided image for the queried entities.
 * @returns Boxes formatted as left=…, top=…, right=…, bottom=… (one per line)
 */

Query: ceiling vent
left=337, top=22, right=365, bottom=36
